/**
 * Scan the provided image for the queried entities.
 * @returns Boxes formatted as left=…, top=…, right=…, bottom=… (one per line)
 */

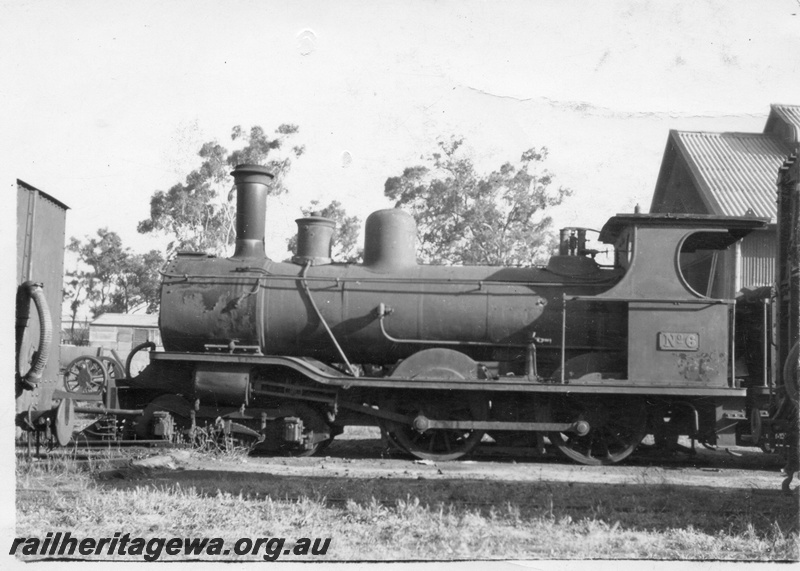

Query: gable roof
left=651, top=130, right=793, bottom=222
left=766, top=104, right=800, bottom=139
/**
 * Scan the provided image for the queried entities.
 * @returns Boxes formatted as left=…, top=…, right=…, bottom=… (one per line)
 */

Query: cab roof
left=599, top=213, right=769, bottom=245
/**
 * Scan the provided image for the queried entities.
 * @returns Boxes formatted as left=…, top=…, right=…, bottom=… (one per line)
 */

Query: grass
left=14, top=447, right=799, bottom=562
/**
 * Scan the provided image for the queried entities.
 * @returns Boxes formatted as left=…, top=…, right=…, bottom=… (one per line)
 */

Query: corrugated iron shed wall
left=740, top=230, right=777, bottom=290
left=16, top=180, right=68, bottom=406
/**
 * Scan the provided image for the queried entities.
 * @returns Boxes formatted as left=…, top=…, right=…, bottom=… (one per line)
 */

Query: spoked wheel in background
left=63, top=356, right=108, bottom=395
left=382, top=393, right=488, bottom=462
left=99, top=356, right=125, bottom=383
left=547, top=395, right=647, bottom=465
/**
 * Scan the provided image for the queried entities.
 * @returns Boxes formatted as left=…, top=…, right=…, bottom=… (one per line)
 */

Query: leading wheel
left=383, top=392, right=488, bottom=462
left=63, top=356, right=108, bottom=395
left=547, top=396, right=647, bottom=465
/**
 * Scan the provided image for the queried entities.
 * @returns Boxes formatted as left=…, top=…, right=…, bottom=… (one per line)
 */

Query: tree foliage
left=138, top=124, right=304, bottom=257
left=65, top=229, right=164, bottom=321
left=384, top=137, right=572, bottom=266
left=286, top=200, right=362, bottom=263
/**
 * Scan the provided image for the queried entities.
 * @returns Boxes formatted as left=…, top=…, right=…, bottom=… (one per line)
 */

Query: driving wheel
left=547, top=395, right=647, bottom=465
left=383, top=392, right=488, bottom=461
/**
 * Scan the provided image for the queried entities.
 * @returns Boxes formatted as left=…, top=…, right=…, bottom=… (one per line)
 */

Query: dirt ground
left=156, top=427, right=791, bottom=493
left=18, top=427, right=798, bottom=561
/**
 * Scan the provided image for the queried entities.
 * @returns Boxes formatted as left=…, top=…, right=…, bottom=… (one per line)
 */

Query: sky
left=4, top=1, right=799, bottom=266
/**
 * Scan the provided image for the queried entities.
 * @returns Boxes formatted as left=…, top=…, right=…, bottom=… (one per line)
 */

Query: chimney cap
left=295, top=216, right=336, bottom=228
left=231, top=164, right=275, bottom=178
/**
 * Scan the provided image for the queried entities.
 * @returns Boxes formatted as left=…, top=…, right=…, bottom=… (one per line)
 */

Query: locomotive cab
left=583, top=213, right=769, bottom=387
left=551, top=213, right=772, bottom=451
left=555, top=214, right=763, bottom=385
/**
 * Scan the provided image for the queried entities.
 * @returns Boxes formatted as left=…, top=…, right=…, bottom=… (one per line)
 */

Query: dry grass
left=14, top=449, right=799, bottom=562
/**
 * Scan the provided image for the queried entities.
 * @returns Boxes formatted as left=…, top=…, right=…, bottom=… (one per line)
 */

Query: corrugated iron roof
left=91, top=313, right=158, bottom=327
left=17, top=179, right=70, bottom=211
left=672, top=131, right=793, bottom=222
left=770, top=104, right=800, bottom=135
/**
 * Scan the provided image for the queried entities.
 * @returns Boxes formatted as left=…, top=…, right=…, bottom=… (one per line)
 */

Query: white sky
left=3, top=1, right=799, bottom=260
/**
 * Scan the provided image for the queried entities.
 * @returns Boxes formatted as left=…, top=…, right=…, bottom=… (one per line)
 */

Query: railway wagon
left=109, top=163, right=797, bottom=465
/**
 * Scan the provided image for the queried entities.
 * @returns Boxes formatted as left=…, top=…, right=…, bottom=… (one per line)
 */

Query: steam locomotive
left=19, top=162, right=800, bottom=467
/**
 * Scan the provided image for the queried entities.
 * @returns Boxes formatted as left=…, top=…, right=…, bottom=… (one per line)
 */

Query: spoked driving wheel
left=547, top=395, right=647, bottom=465
left=383, top=392, right=488, bottom=461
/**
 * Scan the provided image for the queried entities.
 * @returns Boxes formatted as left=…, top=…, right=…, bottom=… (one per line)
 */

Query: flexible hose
left=126, top=341, right=156, bottom=379
left=15, top=281, right=51, bottom=389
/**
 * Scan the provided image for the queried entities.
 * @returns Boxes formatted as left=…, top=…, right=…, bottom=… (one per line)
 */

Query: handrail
left=566, top=294, right=735, bottom=305
left=376, top=303, right=543, bottom=379
left=161, top=270, right=619, bottom=289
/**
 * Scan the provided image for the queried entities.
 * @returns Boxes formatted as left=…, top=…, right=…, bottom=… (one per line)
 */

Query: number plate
left=658, top=332, right=699, bottom=351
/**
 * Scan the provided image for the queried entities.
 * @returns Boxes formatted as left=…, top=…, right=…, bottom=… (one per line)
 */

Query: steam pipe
left=299, top=262, right=358, bottom=377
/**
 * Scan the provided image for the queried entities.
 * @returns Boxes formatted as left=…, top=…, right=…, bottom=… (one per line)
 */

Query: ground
left=13, top=427, right=800, bottom=562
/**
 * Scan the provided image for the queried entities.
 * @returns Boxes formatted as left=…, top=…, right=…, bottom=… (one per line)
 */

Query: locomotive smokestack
left=230, top=164, right=274, bottom=259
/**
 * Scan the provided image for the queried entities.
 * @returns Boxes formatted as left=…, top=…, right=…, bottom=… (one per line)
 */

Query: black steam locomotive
left=19, top=162, right=800, bottom=467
